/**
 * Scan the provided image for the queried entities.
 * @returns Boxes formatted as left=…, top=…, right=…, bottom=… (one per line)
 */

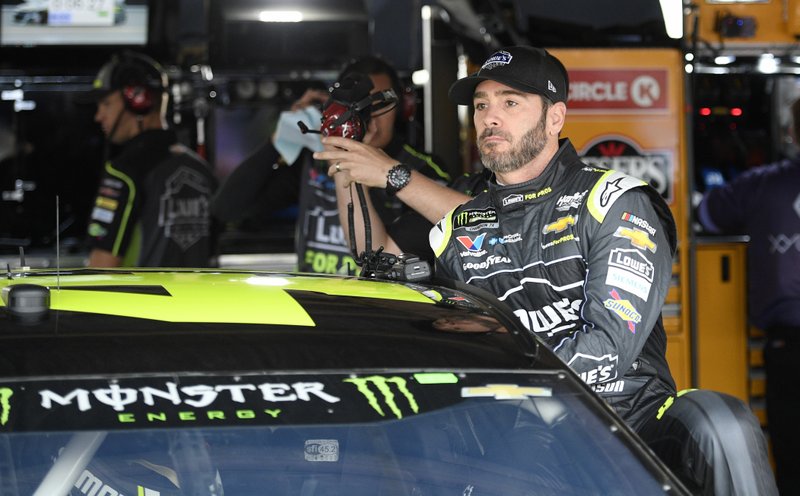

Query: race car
left=0, top=267, right=689, bottom=495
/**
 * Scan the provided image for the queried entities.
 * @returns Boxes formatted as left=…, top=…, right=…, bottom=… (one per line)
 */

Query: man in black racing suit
left=430, top=46, right=777, bottom=496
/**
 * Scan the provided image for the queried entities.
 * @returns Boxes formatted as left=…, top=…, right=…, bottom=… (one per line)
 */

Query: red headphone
left=102, top=51, right=167, bottom=115
left=121, top=84, right=155, bottom=115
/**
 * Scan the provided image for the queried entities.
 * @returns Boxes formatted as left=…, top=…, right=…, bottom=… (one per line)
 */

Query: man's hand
left=314, top=136, right=397, bottom=188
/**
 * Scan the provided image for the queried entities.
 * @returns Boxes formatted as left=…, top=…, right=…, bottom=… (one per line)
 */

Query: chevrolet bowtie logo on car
left=461, top=384, right=552, bottom=400
left=542, top=215, right=577, bottom=235
left=345, top=376, right=419, bottom=419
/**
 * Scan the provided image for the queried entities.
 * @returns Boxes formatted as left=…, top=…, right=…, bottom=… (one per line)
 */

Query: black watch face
left=388, top=165, right=411, bottom=193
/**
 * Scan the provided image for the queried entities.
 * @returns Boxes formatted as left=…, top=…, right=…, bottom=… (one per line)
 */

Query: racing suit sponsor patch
left=452, top=208, right=499, bottom=231
left=605, top=248, right=654, bottom=301
left=462, top=255, right=511, bottom=270
left=457, top=233, right=487, bottom=256
left=540, top=234, right=579, bottom=250
left=555, top=190, right=588, bottom=211
left=502, top=194, right=523, bottom=207
left=542, top=215, right=577, bottom=235
left=512, top=297, right=582, bottom=336
left=88, top=223, right=108, bottom=238
left=621, top=211, right=657, bottom=236
left=91, top=206, right=115, bottom=224
left=488, top=233, right=522, bottom=245
left=566, top=353, right=620, bottom=385
left=95, top=196, right=118, bottom=211
left=613, top=226, right=657, bottom=253
left=101, top=178, right=123, bottom=189
left=603, top=289, right=642, bottom=333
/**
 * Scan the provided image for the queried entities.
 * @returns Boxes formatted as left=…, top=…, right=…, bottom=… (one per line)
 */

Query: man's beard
left=478, top=112, right=547, bottom=174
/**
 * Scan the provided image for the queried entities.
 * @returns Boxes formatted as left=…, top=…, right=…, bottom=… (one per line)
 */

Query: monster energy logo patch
left=0, top=388, right=12, bottom=426
left=344, top=376, right=419, bottom=419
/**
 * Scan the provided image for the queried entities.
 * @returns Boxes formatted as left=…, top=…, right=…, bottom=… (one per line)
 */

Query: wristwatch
left=385, top=163, right=412, bottom=196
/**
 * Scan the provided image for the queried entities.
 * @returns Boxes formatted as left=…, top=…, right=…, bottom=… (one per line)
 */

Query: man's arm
left=555, top=189, right=674, bottom=381
left=316, top=136, right=471, bottom=254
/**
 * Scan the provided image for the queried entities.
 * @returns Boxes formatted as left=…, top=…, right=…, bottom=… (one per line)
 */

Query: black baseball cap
left=79, top=51, right=168, bottom=103
left=449, top=46, right=569, bottom=106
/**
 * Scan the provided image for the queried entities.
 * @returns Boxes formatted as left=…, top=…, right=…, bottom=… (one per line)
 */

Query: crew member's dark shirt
left=88, top=129, right=217, bottom=267
left=698, top=158, right=800, bottom=329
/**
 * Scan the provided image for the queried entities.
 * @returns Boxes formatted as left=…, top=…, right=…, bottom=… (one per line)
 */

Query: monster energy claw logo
left=344, top=376, right=419, bottom=419
left=0, top=388, right=13, bottom=426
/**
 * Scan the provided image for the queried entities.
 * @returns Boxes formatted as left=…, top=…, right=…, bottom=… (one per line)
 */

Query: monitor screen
left=0, top=0, right=148, bottom=46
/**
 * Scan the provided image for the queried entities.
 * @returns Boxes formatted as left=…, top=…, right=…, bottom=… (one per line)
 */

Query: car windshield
left=3, top=371, right=674, bottom=495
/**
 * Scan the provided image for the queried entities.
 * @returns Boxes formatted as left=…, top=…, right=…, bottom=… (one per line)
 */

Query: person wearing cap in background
left=427, top=45, right=778, bottom=495
left=84, top=51, right=217, bottom=267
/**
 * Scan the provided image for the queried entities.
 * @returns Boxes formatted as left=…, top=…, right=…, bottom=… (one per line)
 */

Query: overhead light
left=259, top=10, right=303, bottom=22
left=659, top=0, right=683, bottom=39
left=685, top=52, right=695, bottom=62
left=714, top=55, right=736, bottom=65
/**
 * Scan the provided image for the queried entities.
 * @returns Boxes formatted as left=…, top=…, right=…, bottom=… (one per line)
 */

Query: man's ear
left=548, top=102, right=567, bottom=136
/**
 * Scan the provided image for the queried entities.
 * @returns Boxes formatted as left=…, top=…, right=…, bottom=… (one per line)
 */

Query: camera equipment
left=297, top=72, right=398, bottom=140
left=299, top=71, right=430, bottom=282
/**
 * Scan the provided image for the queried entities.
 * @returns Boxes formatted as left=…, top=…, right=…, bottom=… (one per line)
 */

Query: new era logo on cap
left=548, top=80, right=557, bottom=93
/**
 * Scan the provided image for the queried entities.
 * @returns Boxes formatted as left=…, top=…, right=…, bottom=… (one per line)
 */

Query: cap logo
left=481, top=50, right=513, bottom=71
left=547, top=80, right=557, bottom=93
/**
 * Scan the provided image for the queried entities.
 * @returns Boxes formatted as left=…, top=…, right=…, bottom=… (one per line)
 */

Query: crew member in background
left=697, top=98, right=800, bottom=495
left=211, top=55, right=451, bottom=274
left=84, top=51, right=217, bottom=267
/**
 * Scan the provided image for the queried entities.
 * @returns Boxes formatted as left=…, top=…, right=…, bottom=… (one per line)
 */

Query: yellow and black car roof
left=0, top=268, right=553, bottom=376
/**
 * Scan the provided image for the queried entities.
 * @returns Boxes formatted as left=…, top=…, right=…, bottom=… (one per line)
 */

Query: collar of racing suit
left=488, top=138, right=582, bottom=213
